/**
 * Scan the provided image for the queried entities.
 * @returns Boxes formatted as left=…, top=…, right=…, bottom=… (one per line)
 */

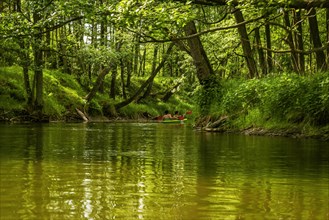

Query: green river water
left=0, top=122, right=328, bottom=220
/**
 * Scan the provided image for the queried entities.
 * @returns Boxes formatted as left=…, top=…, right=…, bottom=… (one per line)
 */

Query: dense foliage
left=0, top=66, right=193, bottom=121
left=217, top=73, right=329, bottom=125
left=0, top=0, right=328, bottom=137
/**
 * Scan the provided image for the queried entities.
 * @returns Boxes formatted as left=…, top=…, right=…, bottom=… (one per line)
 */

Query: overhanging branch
left=139, top=14, right=267, bottom=43
left=175, top=0, right=329, bottom=8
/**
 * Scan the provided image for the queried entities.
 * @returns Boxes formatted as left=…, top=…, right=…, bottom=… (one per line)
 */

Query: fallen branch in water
left=75, top=108, right=89, bottom=122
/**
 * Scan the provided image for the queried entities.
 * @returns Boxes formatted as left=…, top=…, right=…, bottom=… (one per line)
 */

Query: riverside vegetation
left=1, top=1, right=329, bottom=140
left=1, top=66, right=328, bottom=140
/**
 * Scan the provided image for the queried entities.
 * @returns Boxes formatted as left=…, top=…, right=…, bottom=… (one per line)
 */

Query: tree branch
left=175, top=0, right=329, bottom=8
left=256, top=41, right=329, bottom=54
left=139, top=14, right=267, bottom=43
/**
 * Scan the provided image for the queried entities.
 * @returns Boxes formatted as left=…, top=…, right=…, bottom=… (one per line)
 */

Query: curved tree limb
left=114, top=43, right=175, bottom=110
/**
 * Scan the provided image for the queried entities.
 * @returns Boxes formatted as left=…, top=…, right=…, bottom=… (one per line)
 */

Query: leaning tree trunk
left=308, top=8, right=327, bottom=71
left=233, top=9, right=258, bottom=78
left=114, top=43, right=174, bottom=111
left=184, top=21, right=214, bottom=85
left=85, top=67, right=110, bottom=103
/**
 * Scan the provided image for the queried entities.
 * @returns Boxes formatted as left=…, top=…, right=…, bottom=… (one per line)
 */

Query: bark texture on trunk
left=233, top=9, right=258, bottom=78
left=184, top=21, right=214, bottom=85
left=308, top=8, right=327, bottom=71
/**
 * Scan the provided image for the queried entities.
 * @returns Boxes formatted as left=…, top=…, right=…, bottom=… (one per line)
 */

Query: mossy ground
left=0, top=66, right=195, bottom=122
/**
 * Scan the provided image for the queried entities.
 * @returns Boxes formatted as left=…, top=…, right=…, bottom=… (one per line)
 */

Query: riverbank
left=1, top=66, right=328, bottom=141
left=1, top=109, right=328, bottom=141
left=0, top=66, right=194, bottom=123
left=195, top=115, right=329, bottom=141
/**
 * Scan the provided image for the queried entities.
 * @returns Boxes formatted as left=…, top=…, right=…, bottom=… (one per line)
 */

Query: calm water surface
left=0, top=123, right=328, bottom=220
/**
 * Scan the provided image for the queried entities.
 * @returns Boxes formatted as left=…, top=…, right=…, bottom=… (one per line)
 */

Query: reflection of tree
left=20, top=124, right=48, bottom=219
left=1, top=124, right=328, bottom=219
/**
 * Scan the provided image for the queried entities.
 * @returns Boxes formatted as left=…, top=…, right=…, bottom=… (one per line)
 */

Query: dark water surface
left=0, top=123, right=328, bottom=220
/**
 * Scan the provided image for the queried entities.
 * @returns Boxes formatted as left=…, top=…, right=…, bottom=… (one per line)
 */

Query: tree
left=255, top=27, right=267, bottom=76
left=233, top=8, right=258, bottom=78
left=308, top=8, right=328, bottom=71
left=114, top=43, right=175, bottom=112
left=294, top=9, right=305, bottom=73
left=184, top=21, right=214, bottom=84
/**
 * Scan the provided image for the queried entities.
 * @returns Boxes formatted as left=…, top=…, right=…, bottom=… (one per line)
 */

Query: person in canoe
left=163, top=110, right=174, bottom=119
left=173, top=111, right=184, bottom=120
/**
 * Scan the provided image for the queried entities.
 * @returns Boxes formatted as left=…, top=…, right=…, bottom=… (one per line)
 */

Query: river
left=0, top=122, right=328, bottom=219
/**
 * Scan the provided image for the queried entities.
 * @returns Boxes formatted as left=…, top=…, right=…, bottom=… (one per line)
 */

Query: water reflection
left=0, top=123, right=328, bottom=219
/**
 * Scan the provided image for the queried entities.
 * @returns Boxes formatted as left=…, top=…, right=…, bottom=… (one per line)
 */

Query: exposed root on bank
left=194, top=114, right=329, bottom=141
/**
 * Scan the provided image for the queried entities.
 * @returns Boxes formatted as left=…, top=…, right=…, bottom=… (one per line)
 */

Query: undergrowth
left=0, top=66, right=195, bottom=120
left=195, top=72, right=329, bottom=135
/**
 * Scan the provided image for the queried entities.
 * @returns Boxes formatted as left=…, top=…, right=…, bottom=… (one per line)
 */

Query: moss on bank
left=0, top=66, right=194, bottom=122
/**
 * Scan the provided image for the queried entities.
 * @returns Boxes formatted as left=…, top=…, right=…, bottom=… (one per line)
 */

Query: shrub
left=213, top=72, right=329, bottom=127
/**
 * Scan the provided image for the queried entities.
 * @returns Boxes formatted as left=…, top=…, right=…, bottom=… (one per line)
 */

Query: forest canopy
left=0, top=0, right=328, bottom=127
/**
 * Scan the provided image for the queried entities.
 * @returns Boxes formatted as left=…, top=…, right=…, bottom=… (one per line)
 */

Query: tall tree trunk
left=98, top=18, right=107, bottom=93
left=100, top=18, right=107, bottom=47
left=327, top=8, right=329, bottom=60
left=184, top=20, right=214, bottom=84
left=21, top=41, right=33, bottom=108
left=109, top=42, right=122, bottom=99
left=265, top=22, right=273, bottom=73
left=233, top=9, right=258, bottom=78
left=133, top=36, right=140, bottom=76
left=51, top=29, right=59, bottom=69
left=120, top=59, right=127, bottom=99
left=109, top=64, right=117, bottom=99
left=255, top=27, right=267, bottom=76
left=139, top=48, right=146, bottom=76
left=16, top=0, right=33, bottom=108
left=33, top=10, right=43, bottom=116
left=283, top=10, right=299, bottom=73
left=294, top=9, right=305, bottom=73
left=308, top=8, right=327, bottom=71
left=126, top=57, right=132, bottom=88
left=138, top=44, right=159, bottom=102
left=0, top=1, right=4, bottom=12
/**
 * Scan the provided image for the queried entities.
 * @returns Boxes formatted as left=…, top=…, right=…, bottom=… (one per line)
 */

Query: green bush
left=220, top=78, right=261, bottom=115
left=0, top=67, right=26, bottom=111
left=211, top=72, right=329, bottom=127
left=194, top=76, right=222, bottom=115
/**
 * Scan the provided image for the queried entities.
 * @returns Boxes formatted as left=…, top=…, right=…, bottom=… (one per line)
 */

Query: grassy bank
left=1, top=66, right=328, bottom=140
left=195, top=72, right=329, bottom=141
left=0, top=66, right=194, bottom=122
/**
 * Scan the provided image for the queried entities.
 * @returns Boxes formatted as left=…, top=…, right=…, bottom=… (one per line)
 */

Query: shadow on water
left=0, top=123, right=328, bottom=219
